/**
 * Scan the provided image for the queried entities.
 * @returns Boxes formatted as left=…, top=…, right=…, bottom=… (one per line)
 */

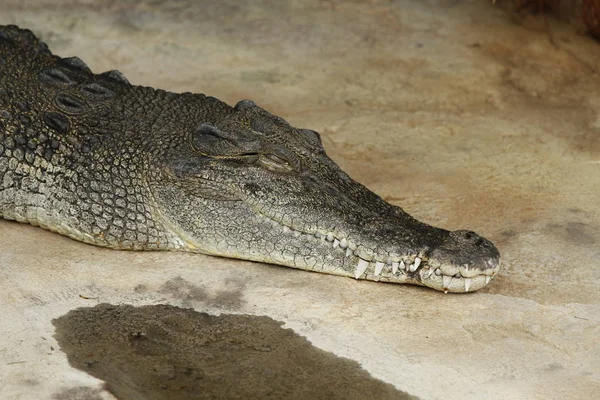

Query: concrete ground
left=1, top=1, right=599, bottom=399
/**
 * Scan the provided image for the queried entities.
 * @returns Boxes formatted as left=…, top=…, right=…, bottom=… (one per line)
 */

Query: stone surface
left=0, top=1, right=599, bottom=399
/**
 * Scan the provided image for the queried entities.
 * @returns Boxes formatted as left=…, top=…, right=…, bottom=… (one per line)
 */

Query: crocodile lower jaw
left=253, top=212, right=500, bottom=293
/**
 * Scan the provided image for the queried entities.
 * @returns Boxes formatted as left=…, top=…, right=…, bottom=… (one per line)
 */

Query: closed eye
left=258, top=153, right=293, bottom=172
left=263, top=153, right=288, bottom=164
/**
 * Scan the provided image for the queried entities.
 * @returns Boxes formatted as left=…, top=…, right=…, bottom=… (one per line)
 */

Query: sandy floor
left=1, top=1, right=599, bottom=399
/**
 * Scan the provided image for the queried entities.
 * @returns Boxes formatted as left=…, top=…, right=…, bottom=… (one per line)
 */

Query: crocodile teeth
left=414, top=257, right=421, bottom=269
left=424, top=268, right=434, bottom=279
left=485, top=275, right=491, bottom=285
left=340, top=238, right=348, bottom=249
left=435, top=268, right=441, bottom=276
left=355, top=259, right=369, bottom=279
left=333, top=239, right=340, bottom=248
left=409, top=261, right=418, bottom=272
left=464, top=278, right=472, bottom=292
left=442, top=275, right=452, bottom=288
left=400, top=261, right=406, bottom=271
left=392, top=262, right=399, bottom=274
left=374, top=261, right=384, bottom=276
left=346, top=248, right=353, bottom=257
left=326, top=232, right=334, bottom=242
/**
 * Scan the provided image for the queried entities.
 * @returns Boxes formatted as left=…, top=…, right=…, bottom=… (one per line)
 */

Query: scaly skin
left=0, top=26, right=500, bottom=293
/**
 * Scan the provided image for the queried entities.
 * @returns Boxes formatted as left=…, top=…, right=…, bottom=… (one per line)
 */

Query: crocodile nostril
left=456, top=230, right=485, bottom=244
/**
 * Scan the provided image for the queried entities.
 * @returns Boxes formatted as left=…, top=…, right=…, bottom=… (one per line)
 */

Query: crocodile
left=0, top=25, right=500, bottom=293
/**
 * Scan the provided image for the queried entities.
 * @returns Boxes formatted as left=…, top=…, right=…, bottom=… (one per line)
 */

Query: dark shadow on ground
left=53, top=304, right=417, bottom=400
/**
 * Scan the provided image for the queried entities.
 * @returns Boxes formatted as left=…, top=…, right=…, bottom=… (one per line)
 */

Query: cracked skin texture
left=0, top=25, right=500, bottom=293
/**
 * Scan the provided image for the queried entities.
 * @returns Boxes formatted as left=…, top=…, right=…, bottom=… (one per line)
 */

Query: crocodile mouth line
left=254, top=210, right=500, bottom=293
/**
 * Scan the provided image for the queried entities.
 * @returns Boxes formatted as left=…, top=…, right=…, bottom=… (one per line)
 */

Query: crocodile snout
left=421, top=230, right=501, bottom=293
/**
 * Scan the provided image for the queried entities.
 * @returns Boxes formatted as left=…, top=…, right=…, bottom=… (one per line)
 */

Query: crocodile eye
left=258, top=153, right=292, bottom=172
left=264, top=153, right=287, bottom=164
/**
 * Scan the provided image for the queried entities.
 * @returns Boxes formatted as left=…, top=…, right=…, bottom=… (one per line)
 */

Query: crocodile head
left=153, top=100, right=500, bottom=293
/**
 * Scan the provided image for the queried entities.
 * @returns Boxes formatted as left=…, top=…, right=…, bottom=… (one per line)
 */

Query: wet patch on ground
left=53, top=304, right=416, bottom=400
left=157, top=276, right=246, bottom=309
left=51, top=386, right=104, bottom=400
left=544, top=221, right=598, bottom=246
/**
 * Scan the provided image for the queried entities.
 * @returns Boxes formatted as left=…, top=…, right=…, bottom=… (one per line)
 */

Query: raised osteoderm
left=0, top=26, right=500, bottom=293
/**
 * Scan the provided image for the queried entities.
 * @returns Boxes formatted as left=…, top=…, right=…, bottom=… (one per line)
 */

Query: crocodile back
left=0, top=25, right=227, bottom=249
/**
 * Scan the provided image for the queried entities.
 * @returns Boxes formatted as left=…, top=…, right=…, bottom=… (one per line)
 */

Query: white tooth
left=282, top=226, right=290, bottom=233
left=392, top=262, right=399, bottom=274
left=409, top=262, right=418, bottom=272
left=294, top=230, right=301, bottom=237
left=400, top=261, right=406, bottom=270
left=464, top=278, right=472, bottom=292
left=346, top=248, right=353, bottom=257
left=424, top=268, right=434, bottom=278
left=374, top=262, right=384, bottom=276
left=435, top=268, right=441, bottom=276
left=355, top=259, right=369, bottom=279
left=485, top=276, right=491, bottom=285
left=386, top=257, right=392, bottom=265
left=315, top=232, right=321, bottom=238
left=443, top=275, right=452, bottom=288
left=333, top=239, right=340, bottom=248
left=326, top=232, right=334, bottom=242
left=414, top=257, right=421, bottom=268
left=340, top=238, right=347, bottom=248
